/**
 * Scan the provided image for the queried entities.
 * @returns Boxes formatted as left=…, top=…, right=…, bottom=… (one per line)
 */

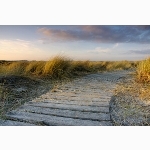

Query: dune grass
left=136, top=57, right=150, bottom=83
left=43, top=56, right=71, bottom=79
left=25, top=61, right=46, bottom=76
left=0, top=55, right=138, bottom=79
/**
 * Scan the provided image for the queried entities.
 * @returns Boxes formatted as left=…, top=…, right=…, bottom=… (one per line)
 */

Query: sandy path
left=0, top=70, right=132, bottom=126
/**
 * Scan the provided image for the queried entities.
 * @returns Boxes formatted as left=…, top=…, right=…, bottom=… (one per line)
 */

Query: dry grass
left=137, top=57, right=150, bottom=83
left=110, top=58, right=150, bottom=126
left=7, top=61, right=28, bottom=75
left=25, top=61, right=46, bottom=76
left=0, top=55, right=137, bottom=79
left=110, top=77, right=150, bottom=126
left=70, top=61, right=93, bottom=72
left=43, top=55, right=71, bottom=79
left=105, top=60, right=135, bottom=71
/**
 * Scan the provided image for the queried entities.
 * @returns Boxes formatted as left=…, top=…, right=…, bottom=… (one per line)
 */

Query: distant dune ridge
left=0, top=55, right=139, bottom=79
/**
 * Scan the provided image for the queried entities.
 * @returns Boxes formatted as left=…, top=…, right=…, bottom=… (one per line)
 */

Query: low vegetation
left=135, top=57, right=150, bottom=104
left=110, top=57, right=150, bottom=125
left=136, top=57, right=150, bottom=83
left=0, top=55, right=138, bottom=79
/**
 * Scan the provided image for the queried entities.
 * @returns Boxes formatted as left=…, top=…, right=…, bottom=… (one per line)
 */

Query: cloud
left=88, top=47, right=110, bottom=54
left=112, top=43, right=119, bottom=49
left=38, top=27, right=82, bottom=42
left=38, top=25, right=150, bottom=44
left=0, top=39, right=48, bottom=60
left=130, top=49, right=150, bottom=55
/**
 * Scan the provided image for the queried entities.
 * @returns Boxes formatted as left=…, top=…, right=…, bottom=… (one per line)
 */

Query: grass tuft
left=25, top=61, right=46, bottom=76
left=137, top=57, right=150, bottom=83
left=43, top=55, right=71, bottom=79
left=7, top=62, right=28, bottom=75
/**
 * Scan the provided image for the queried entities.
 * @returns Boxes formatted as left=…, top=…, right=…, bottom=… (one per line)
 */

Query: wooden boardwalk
left=0, top=70, right=131, bottom=126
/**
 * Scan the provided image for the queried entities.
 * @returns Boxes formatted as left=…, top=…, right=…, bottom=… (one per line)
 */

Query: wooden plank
left=6, top=111, right=112, bottom=126
left=0, top=119, right=35, bottom=126
left=44, top=96, right=111, bottom=103
left=27, top=102, right=110, bottom=113
left=39, top=99, right=110, bottom=107
left=17, top=105, right=111, bottom=121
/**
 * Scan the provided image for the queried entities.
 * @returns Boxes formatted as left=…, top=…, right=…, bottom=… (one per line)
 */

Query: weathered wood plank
left=6, top=111, right=112, bottom=126
left=27, top=102, right=110, bottom=113
left=38, top=99, right=110, bottom=107
left=44, top=96, right=111, bottom=103
left=0, top=119, right=35, bottom=126
left=17, top=105, right=111, bottom=121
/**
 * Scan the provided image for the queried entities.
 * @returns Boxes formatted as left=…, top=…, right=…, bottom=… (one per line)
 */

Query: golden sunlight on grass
left=43, top=55, right=71, bottom=78
left=0, top=55, right=138, bottom=79
left=25, top=61, right=46, bottom=76
left=137, top=57, right=150, bottom=83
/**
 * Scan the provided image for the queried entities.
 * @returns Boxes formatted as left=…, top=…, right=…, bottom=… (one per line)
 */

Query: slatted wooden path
left=0, top=70, right=132, bottom=126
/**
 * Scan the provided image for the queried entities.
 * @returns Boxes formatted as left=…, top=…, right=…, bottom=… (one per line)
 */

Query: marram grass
left=25, top=61, right=46, bottom=75
left=137, top=57, right=150, bottom=83
left=43, top=56, right=71, bottom=78
left=0, top=55, right=138, bottom=79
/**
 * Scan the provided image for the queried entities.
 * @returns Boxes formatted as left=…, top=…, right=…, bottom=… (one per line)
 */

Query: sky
left=0, top=25, right=150, bottom=61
